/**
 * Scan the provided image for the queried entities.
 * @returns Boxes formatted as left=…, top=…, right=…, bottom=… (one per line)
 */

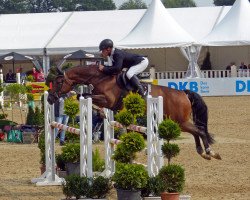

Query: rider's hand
left=99, top=65, right=104, bottom=71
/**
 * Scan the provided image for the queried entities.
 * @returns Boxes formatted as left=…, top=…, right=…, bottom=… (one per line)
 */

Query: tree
left=0, top=0, right=27, bottom=14
left=119, top=0, right=147, bottom=10
left=213, top=0, right=235, bottom=6
left=0, top=0, right=116, bottom=14
left=162, top=0, right=196, bottom=8
left=58, top=0, right=116, bottom=12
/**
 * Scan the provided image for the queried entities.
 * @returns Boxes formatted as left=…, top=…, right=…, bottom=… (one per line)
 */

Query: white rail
left=141, top=69, right=250, bottom=79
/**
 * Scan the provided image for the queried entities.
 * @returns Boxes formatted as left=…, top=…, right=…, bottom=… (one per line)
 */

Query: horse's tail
left=184, top=90, right=215, bottom=144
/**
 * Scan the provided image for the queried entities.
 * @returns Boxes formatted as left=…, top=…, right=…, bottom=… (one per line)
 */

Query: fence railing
left=141, top=69, right=250, bottom=79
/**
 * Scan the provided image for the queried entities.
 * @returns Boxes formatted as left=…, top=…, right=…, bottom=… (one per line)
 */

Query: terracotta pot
left=161, top=192, right=179, bottom=200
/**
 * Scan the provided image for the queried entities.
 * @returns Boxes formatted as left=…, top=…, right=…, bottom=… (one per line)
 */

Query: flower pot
left=161, top=192, right=179, bottom=200
left=65, top=162, right=80, bottom=175
left=116, top=188, right=141, bottom=200
left=57, top=170, right=67, bottom=178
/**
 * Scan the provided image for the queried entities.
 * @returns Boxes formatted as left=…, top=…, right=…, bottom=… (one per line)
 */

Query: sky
left=114, top=0, right=214, bottom=7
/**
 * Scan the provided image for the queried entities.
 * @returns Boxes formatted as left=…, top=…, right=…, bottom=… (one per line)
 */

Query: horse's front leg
left=90, top=94, right=109, bottom=108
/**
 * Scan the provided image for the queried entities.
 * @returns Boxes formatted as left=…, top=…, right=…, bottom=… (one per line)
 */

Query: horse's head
left=46, top=66, right=72, bottom=105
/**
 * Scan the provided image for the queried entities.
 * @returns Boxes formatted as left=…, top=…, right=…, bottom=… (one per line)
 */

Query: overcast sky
left=114, top=0, right=214, bottom=7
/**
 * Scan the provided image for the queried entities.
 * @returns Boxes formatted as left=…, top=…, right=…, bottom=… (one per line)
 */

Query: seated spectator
left=248, top=64, right=250, bottom=69
left=5, top=69, right=16, bottom=83
left=239, top=62, right=247, bottom=69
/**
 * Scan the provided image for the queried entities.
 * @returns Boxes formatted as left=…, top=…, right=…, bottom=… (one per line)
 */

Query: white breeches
left=126, top=57, right=149, bottom=79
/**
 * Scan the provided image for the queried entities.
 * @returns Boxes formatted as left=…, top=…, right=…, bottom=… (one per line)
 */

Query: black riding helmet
left=99, top=39, right=113, bottom=51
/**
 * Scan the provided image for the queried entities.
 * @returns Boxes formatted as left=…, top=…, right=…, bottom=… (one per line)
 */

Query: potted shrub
left=141, top=176, right=165, bottom=200
left=62, top=174, right=90, bottom=199
left=62, top=175, right=112, bottom=200
left=158, top=119, right=185, bottom=200
left=61, top=143, right=81, bottom=175
left=112, top=93, right=147, bottom=200
left=56, top=153, right=67, bottom=178
left=89, top=176, right=112, bottom=199
left=112, top=163, right=149, bottom=200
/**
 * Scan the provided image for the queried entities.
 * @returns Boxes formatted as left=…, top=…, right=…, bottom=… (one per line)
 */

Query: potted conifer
left=112, top=93, right=148, bottom=200
left=158, top=119, right=185, bottom=200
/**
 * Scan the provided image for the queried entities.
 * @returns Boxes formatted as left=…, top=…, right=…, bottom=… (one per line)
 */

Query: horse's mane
left=46, top=64, right=110, bottom=86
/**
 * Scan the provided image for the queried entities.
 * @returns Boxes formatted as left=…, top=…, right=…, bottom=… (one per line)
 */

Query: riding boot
left=130, top=75, right=147, bottom=99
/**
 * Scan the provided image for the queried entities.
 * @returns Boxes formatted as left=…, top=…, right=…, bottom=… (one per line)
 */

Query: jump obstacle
left=31, top=91, right=93, bottom=186
left=103, top=96, right=164, bottom=178
left=32, top=92, right=163, bottom=186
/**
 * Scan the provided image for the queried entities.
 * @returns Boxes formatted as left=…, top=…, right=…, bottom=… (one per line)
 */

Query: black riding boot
left=130, top=75, right=147, bottom=99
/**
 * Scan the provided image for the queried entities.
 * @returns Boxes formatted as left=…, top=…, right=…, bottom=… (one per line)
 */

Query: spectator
left=32, top=67, right=45, bottom=82
left=36, top=68, right=45, bottom=82
left=18, top=67, right=26, bottom=83
left=226, top=62, right=235, bottom=70
left=239, top=62, right=247, bottom=69
left=248, top=64, right=250, bottom=69
left=54, top=97, right=69, bottom=146
left=5, top=69, right=16, bottom=83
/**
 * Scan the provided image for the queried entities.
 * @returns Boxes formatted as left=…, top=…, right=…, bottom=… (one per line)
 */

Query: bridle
left=50, top=72, right=73, bottom=99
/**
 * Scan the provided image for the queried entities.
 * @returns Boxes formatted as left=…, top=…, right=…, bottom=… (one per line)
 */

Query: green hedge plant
left=158, top=118, right=185, bottom=194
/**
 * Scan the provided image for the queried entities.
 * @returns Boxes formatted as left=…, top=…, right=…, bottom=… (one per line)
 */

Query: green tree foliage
left=0, top=0, right=27, bottom=14
left=64, top=97, right=79, bottom=126
left=119, top=0, right=147, bottom=10
left=162, top=0, right=196, bottom=8
left=0, top=0, right=116, bottom=14
left=213, top=0, right=236, bottom=6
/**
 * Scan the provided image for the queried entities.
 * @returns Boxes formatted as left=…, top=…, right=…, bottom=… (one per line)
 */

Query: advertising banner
left=156, top=78, right=250, bottom=96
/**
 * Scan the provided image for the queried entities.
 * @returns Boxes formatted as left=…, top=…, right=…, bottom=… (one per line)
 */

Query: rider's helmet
left=99, top=39, right=113, bottom=51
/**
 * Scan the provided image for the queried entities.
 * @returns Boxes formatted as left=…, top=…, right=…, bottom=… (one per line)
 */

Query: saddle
left=116, top=71, right=149, bottom=92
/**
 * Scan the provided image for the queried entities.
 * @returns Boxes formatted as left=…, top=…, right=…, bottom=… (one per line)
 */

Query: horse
left=47, top=65, right=221, bottom=160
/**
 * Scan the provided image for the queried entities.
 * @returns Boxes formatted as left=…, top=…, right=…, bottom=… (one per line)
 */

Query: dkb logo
left=236, top=80, right=250, bottom=92
left=168, top=81, right=198, bottom=92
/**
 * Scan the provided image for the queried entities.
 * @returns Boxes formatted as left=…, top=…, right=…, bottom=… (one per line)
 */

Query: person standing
left=98, top=39, right=149, bottom=98
left=54, top=97, right=69, bottom=146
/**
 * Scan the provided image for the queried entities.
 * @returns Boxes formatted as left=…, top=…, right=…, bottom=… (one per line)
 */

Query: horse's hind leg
left=180, top=121, right=211, bottom=160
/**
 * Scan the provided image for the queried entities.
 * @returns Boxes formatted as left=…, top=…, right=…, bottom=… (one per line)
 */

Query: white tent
left=0, top=12, right=71, bottom=55
left=117, top=0, right=195, bottom=48
left=46, top=10, right=144, bottom=54
left=202, top=0, right=250, bottom=46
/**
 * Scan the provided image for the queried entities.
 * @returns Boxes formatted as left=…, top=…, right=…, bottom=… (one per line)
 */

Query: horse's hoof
left=201, top=153, right=211, bottom=160
left=210, top=152, right=222, bottom=160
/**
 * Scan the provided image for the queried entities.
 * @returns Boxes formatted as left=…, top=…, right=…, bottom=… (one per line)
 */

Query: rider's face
left=101, top=48, right=112, bottom=58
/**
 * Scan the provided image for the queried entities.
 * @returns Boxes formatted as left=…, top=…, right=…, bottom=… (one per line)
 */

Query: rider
left=98, top=39, right=149, bottom=98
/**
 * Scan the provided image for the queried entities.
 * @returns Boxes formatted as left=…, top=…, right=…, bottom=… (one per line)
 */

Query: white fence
left=142, top=69, right=250, bottom=79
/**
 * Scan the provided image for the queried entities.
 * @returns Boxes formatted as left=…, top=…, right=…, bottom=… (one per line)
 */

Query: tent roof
left=46, top=10, right=144, bottom=54
left=0, top=5, right=233, bottom=55
left=0, top=12, right=71, bottom=55
left=202, top=0, right=250, bottom=46
left=117, top=0, right=195, bottom=49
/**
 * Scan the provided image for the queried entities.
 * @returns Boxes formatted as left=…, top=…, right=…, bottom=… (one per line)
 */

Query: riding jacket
left=103, top=48, right=144, bottom=75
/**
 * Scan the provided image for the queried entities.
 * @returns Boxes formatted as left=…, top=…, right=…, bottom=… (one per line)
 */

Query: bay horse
left=47, top=65, right=221, bottom=160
